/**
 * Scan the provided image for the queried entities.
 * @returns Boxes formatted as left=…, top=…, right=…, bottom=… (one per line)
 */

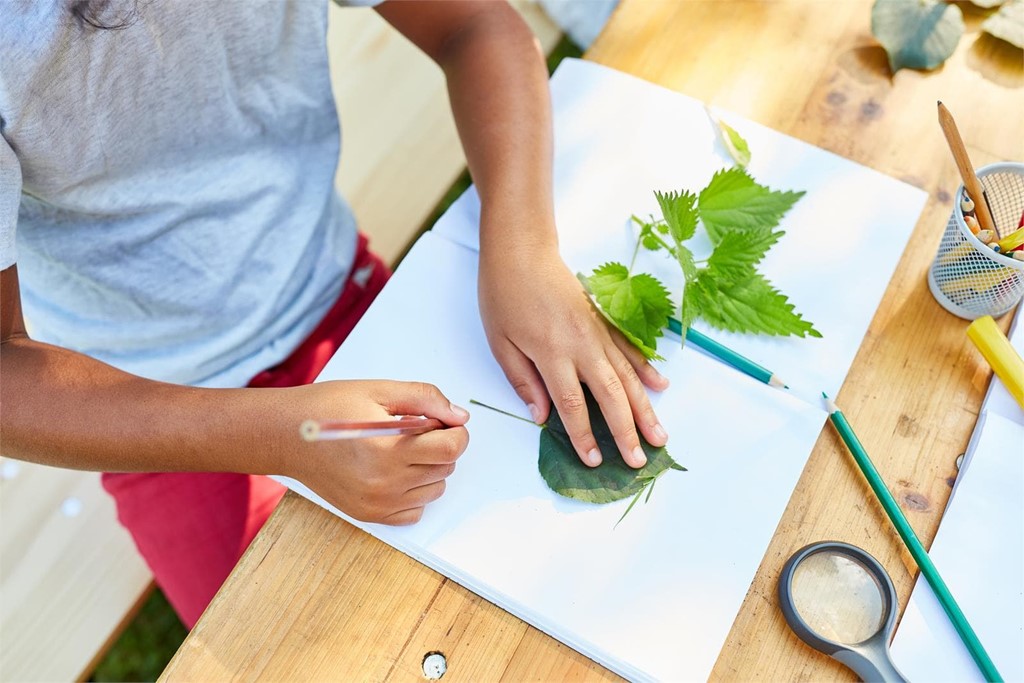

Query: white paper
left=277, top=60, right=931, bottom=681
left=891, top=411, right=1024, bottom=683
left=434, top=59, right=928, bottom=397
left=278, top=232, right=827, bottom=682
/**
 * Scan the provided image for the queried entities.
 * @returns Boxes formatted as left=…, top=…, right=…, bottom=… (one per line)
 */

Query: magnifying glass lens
left=790, top=551, right=886, bottom=644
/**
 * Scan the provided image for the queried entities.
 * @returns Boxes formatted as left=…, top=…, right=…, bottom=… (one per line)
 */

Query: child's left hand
left=477, top=240, right=670, bottom=470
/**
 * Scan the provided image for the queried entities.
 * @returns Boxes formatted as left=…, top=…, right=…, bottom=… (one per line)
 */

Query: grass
left=88, top=34, right=583, bottom=682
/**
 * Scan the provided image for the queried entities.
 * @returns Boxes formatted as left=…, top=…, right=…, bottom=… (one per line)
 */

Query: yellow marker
left=967, top=315, right=1024, bottom=410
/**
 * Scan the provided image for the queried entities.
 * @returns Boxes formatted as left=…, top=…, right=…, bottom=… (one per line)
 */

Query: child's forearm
left=0, top=336, right=286, bottom=475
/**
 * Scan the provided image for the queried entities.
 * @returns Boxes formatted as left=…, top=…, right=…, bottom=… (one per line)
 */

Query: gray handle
left=833, top=644, right=909, bottom=683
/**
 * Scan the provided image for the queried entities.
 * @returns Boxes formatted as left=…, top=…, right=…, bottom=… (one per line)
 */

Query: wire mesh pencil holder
left=928, top=162, right=1024, bottom=320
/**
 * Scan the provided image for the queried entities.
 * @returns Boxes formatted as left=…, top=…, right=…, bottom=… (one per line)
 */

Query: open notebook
left=276, top=59, right=927, bottom=681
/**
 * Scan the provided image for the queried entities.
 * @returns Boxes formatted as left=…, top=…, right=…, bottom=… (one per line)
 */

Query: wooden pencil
left=300, top=417, right=443, bottom=441
left=937, top=102, right=997, bottom=234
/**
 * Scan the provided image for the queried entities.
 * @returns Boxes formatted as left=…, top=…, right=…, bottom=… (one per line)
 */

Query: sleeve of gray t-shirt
left=0, top=133, right=20, bottom=270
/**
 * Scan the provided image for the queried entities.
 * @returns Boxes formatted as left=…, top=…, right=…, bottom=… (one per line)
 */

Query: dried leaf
left=983, top=0, right=1024, bottom=48
left=871, top=0, right=965, bottom=72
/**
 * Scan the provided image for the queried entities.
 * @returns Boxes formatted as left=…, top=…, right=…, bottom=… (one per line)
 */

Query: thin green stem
left=629, top=227, right=644, bottom=273
left=469, top=399, right=537, bottom=426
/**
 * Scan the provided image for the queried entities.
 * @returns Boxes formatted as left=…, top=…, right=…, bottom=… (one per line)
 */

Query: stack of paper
left=277, top=59, right=927, bottom=680
left=891, top=311, right=1023, bottom=682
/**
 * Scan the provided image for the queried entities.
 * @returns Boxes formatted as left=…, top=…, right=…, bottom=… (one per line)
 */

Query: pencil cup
left=928, top=162, right=1024, bottom=320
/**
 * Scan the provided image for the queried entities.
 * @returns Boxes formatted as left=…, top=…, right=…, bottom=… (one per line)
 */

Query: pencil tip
left=821, top=391, right=829, bottom=399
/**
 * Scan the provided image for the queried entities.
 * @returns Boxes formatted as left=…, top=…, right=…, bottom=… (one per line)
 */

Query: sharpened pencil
left=938, top=102, right=996, bottom=234
left=300, top=417, right=444, bottom=442
left=823, top=393, right=1002, bottom=683
left=667, top=318, right=787, bottom=388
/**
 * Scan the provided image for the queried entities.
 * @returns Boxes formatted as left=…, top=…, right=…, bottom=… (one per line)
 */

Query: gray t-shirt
left=0, top=0, right=376, bottom=388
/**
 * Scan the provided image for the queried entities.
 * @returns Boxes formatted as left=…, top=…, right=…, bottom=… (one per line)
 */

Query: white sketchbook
left=277, top=60, right=927, bottom=681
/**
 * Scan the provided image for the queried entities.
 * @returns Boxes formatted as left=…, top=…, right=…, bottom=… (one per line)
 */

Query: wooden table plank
left=163, top=1, right=1022, bottom=681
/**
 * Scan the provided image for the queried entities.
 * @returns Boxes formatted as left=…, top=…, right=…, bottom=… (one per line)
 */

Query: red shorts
left=102, top=234, right=390, bottom=628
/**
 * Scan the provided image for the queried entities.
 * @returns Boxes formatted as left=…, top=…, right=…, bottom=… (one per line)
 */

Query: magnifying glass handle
left=834, top=649, right=908, bottom=683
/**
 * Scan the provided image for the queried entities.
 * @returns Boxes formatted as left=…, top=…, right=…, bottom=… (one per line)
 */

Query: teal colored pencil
left=667, top=318, right=787, bottom=388
left=823, top=394, right=1003, bottom=683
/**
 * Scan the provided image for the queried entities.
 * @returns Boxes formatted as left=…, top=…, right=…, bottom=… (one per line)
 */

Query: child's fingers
left=604, top=343, right=668, bottom=448
left=580, top=358, right=647, bottom=469
left=374, top=380, right=470, bottom=426
left=399, top=425, right=470, bottom=466
left=609, top=331, right=670, bottom=392
left=492, top=339, right=549, bottom=424
left=539, top=364, right=602, bottom=467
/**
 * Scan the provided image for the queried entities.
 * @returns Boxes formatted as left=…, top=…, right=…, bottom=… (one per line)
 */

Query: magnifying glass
left=778, top=541, right=908, bottom=682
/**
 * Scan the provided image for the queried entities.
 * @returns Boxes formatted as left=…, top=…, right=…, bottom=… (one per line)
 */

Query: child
left=0, top=0, right=668, bottom=627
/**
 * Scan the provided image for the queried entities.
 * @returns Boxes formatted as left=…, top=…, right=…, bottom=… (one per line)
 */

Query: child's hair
left=68, top=0, right=139, bottom=30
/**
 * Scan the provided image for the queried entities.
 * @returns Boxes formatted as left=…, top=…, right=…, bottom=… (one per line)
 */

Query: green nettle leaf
left=539, top=387, right=685, bottom=505
left=579, top=263, right=674, bottom=361
left=706, top=227, right=783, bottom=281
left=982, top=0, right=1023, bottom=49
left=871, top=0, right=965, bottom=73
left=655, top=190, right=698, bottom=243
left=676, top=244, right=698, bottom=283
left=717, top=119, right=752, bottom=168
left=691, top=271, right=822, bottom=338
left=642, top=233, right=663, bottom=251
left=680, top=282, right=699, bottom=330
left=697, top=168, right=805, bottom=243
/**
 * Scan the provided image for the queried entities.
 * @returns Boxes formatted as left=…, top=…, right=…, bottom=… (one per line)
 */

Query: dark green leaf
left=871, top=0, right=964, bottom=73
left=540, top=386, right=685, bottom=504
left=697, top=168, right=805, bottom=243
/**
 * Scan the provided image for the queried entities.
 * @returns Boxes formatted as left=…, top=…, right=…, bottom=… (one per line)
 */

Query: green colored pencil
left=823, top=393, right=1003, bottom=683
left=667, top=317, right=787, bottom=388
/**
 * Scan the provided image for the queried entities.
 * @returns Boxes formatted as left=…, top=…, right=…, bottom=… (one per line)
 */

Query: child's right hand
left=276, top=380, right=470, bottom=525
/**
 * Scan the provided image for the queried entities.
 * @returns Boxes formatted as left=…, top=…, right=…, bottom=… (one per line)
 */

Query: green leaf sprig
left=580, top=165, right=821, bottom=357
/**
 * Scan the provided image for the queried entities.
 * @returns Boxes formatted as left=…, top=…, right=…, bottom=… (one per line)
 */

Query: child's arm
left=0, top=265, right=468, bottom=525
left=376, top=1, right=669, bottom=468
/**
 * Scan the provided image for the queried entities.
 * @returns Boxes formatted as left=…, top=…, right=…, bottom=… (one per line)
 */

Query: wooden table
left=162, top=2, right=1022, bottom=680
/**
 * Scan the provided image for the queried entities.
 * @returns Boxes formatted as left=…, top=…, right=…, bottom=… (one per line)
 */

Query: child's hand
left=279, top=380, right=470, bottom=525
left=477, top=242, right=669, bottom=470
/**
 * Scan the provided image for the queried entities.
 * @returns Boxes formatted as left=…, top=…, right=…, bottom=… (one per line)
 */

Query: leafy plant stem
left=628, top=227, right=643, bottom=273
left=614, top=467, right=671, bottom=528
left=632, top=219, right=678, bottom=260
left=468, top=399, right=537, bottom=426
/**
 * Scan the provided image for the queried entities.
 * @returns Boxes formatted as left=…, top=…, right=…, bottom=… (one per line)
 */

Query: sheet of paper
left=277, top=231, right=828, bottom=682
left=433, top=58, right=928, bottom=397
left=278, top=60, right=931, bottom=680
left=890, top=411, right=1024, bottom=682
